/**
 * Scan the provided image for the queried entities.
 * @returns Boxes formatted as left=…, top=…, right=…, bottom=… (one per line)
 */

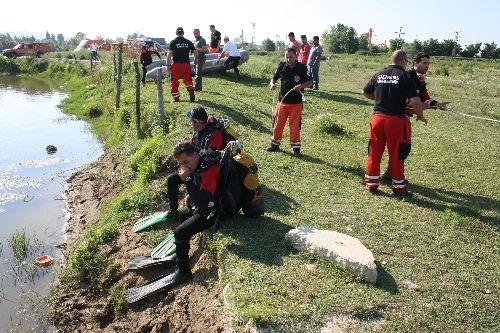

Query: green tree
left=358, top=38, right=369, bottom=51
left=0, top=33, right=16, bottom=51
left=389, top=38, right=405, bottom=51
left=56, top=34, right=65, bottom=44
left=422, top=38, right=443, bottom=55
left=480, top=42, right=499, bottom=59
left=460, top=43, right=481, bottom=58
left=441, top=39, right=455, bottom=56
left=322, top=23, right=359, bottom=54
left=261, top=38, right=276, bottom=52
left=68, top=32, right=86, bottom=51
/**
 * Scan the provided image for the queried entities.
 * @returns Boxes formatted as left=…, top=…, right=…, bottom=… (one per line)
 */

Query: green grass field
left=5, top=52, right=497, bottom=332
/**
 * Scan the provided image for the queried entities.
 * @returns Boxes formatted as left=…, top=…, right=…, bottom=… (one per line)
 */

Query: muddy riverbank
left=51, top=149, right=227, bottom=332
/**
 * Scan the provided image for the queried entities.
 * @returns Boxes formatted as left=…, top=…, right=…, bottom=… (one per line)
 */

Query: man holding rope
left=267, top=48, right=312, bottom=156
left=363, top=50, right=427, bottom=197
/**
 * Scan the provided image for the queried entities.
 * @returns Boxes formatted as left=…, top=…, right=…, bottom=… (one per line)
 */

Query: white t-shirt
left=222, top=41, right=240, bottom=57
left=91, top=43, right=98, bottom=52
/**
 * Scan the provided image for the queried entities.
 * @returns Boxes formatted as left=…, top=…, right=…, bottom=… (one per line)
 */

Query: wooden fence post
left=113, top=53, right=117, bottom=82
left=156, top=68, right=167, bottom=133
left=133, top=62, right=141, bottom=137
left=115, top=43, right=123, bottom=110
left=90, top=53, right=93, bottom=71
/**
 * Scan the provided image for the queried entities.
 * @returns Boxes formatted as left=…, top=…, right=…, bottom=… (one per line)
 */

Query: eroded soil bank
left=51, top=150, right=227, bottom=333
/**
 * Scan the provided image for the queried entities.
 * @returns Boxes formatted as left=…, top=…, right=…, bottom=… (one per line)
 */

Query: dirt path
left=51, top=150, right=227, bottom=333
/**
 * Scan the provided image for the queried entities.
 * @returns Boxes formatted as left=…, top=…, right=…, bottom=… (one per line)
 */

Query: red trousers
left=170, top=63, right=193, bottom=99
left=272, top=102, right=302, bottom=148
left=365, top=114, right=411, bottom=193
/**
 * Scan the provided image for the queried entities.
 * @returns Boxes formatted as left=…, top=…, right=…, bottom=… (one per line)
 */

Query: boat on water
left=145, top=50, right=249, bottom=79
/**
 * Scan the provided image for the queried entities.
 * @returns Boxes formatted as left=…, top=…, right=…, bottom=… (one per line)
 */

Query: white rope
left=447, top=109, right=500, bottom=124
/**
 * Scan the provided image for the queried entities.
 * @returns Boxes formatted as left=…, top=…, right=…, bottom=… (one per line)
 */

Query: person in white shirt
left=90, top=42, right=99, bottom=61
left=217, top=37, right=241, bottom=79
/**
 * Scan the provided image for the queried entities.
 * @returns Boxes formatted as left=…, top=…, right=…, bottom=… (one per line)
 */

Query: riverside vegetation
left=0, top=52, right=498, bottom=332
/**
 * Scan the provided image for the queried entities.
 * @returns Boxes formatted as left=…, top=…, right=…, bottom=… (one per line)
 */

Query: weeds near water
left=9, top=229, right=30, bottom=262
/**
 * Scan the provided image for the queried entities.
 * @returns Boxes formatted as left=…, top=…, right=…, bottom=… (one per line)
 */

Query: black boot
left=266, top=143, right=280, bottom=152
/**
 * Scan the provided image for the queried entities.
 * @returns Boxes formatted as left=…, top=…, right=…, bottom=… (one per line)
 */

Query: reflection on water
left=0, top=76, right=103, bottom=332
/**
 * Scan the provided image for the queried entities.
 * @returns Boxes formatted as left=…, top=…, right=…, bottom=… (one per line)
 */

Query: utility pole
left=394, top=26, right=405, bottom=49
left=251, top=22, right=256, bottom=47
left=452, top=31, right=460, bottom=57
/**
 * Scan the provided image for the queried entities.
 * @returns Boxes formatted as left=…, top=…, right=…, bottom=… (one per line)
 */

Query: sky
left=1, top=0, right=498, bottom=46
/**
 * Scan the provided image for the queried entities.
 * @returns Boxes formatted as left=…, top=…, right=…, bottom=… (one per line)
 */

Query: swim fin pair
left=133, top=210, right=173, bottom=233
left=126, top=269, right=193, bottom=303
left=126, top=233, right=176, bottom=270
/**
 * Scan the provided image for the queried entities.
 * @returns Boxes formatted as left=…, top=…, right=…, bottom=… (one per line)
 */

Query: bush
left=315, top=115, right=350, bottom=136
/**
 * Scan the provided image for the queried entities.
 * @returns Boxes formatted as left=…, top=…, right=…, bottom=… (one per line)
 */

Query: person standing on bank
left=267, top=48, right=312, bottom=156
left=167, top=27, right=198, bottom=102
left=307, top=36, right=323, bottom=90
left=298, top=35, right=311, bottom=65
left=140, top=44, right=161, bottom=86
left=288, top=32, right=300, bottom=54
left=193, top=29, right=208, bottom=91
left=167, top=107, right=224, bottom=215
left=362, top=50, right=427, bottom=197
left=209, top=25, right=222, bottom=53
left=217, top=37, right=241, bottom=80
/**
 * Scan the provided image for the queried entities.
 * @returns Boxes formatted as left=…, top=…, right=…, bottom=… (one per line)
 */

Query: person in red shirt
left=167, top=27, right=198, bottom=102
left=288, top=32, right=300, bottom=54
left=297, top=35, right=311, bottom=65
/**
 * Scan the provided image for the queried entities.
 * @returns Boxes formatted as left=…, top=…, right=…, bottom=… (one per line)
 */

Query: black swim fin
left=126, top=253, right=177, bottom=270
left=126, top=269, right=193, bottom=303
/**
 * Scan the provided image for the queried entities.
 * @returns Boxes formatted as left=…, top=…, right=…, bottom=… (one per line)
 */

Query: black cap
left=176, top=27, right=184, bottom=35
left=187, top=107, right=208, bottom=122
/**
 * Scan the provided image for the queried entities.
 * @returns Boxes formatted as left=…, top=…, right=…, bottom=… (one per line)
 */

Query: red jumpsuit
left=169, top=36, right=195, bottom=101
left=363, top=65, right=419, bottom=194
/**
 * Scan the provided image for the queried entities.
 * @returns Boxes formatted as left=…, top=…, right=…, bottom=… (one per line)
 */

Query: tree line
left=0, top=31, right=88, bottom=52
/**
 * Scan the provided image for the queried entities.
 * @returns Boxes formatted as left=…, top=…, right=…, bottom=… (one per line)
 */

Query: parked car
left=2, top=42, right=51, bottom=58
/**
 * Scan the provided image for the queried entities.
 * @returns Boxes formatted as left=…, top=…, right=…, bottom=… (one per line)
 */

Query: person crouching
left=170, top=141, right=219, bottom=283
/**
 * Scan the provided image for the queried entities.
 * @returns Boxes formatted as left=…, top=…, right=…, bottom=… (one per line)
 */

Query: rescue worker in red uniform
left=167, top=27, right=197, bottom=102
left=382, top=52, right=449, bottom=182
left=267, top=48, right=312, bottom=156
left=170, top=140, right=220, bottom=284
left=167, top=107, right=224, bottom=214
left=362, top=50, right=427, bottom=197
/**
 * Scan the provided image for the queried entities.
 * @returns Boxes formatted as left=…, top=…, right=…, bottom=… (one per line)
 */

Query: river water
left=0, top=76, right=103, bottom=332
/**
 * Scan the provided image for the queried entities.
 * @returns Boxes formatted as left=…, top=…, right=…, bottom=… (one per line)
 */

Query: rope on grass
left=447, top=109, right=500, bottom=124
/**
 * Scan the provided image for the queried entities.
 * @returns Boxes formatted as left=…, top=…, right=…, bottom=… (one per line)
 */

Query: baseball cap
left=186, top=107, right=208, bottom=122
left=176, top=27, right=184, bottom=35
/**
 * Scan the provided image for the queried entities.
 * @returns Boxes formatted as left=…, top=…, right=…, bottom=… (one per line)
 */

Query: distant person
left=217, top=37, right=241, bottom=79
left=362, top=50, right=427, bottom=197
left=167, top=107, right=224, bottom=215
left=139, top=44, right=161, bottom=86
left=267, top=48, right=312, bottom=156
left=288, top=32, right=299, bottom=54
left=209, top=25, right=222, bottom=53
left=297, top=35, right=311, bottom=65
left=307, top=36, right=323, bottom=90
left=381, top=52, right=449, bottom=181
left=193, top=28, right=208, bottom=91
left=167, top=27, right=198, bottom=102
left=90, top=42, right=99, bottom=61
